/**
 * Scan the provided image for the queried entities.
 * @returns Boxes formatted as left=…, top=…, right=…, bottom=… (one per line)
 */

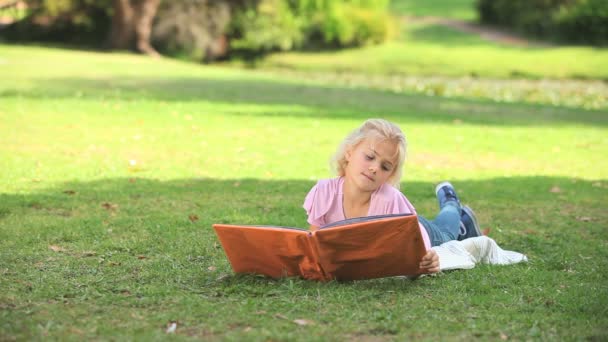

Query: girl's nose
left=368, top=165, right=376, bottom=174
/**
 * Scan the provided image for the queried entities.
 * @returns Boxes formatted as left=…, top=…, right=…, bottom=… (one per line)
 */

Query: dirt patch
left=404, top=16, right=552, bottom=48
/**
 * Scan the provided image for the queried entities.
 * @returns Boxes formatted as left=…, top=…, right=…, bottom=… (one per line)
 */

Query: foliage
left=229, top=0, right=395, bottom=54
left=1, top=0, right=112, bottom=44
left=152, top=0, right=232, bottom=61
left=477, top=0, right=608, bottom=45
left=2, top=0, right=395, bottom=59
left=553, top=0, right=608, bottom=45
left=229, top=0, right=304, bottom=52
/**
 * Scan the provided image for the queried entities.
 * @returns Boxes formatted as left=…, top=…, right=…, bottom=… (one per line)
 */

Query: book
left=212, top=213, right=427, bottom=281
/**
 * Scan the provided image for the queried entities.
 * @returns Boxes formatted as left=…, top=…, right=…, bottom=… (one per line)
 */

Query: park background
left=1, top=0, right=607, bottom=340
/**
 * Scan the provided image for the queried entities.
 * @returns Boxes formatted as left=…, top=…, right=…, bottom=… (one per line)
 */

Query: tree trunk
left=134, top=0, right=160, bottom=57
left=107, top=0, right=160, bottom=57
left=107, top=0, right=134, bottom=50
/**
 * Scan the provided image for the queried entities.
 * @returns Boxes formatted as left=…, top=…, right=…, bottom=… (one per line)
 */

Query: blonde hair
left=331, top=119, right=407, bottom=188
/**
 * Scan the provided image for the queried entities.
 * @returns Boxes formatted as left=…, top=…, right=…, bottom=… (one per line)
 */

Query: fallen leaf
left=549, top=186, right=562, bottom=193
left=120, top=290, right=131, bottom=296
left=216, top=274, right=230, bottom=281
left=233, top=182, right=241, bottom=187
left=207, top=266, right=216, bottom=271
left=274, top=314, right=288, bottom=320
left=482, top=228, right=491, bottom=236
left=255, top=310, right=267, bottom=315
left=577, top=216, right=592, bottom=222
left=102, top=202, right=118, bottom=211
left=188, top=214, right=199, bottom=222
left=129, top=178, right=137, bottom=183
left=81, top=251, right=97, bottom=257
left=63, top=190, right=76, bottom=195
left=500, top=332, right=508, bottom=340
left=137, top=255, right=147, bottom=260
left=243, top=327, right=252, bottom=332
left=293, top=319, right=314, bottom=326
left=49, top=245, right=65, bottom=253
left=166, top=322, right=177, bottom=334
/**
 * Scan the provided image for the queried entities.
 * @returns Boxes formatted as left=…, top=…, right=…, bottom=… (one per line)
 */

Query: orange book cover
left=212, top=214, right=427, bottom=281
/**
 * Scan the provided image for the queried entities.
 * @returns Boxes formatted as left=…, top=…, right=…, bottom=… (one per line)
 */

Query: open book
left=212, top=214, right=427, bottom=281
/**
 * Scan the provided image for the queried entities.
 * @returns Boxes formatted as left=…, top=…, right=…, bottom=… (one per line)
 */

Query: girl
left=303, top=119, right=481, bottom=274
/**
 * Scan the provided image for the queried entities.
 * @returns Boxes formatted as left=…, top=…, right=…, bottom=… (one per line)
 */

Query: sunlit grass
left=390, top=0, right=478, bottom=20
left=261, top=37, right=608, bottom=80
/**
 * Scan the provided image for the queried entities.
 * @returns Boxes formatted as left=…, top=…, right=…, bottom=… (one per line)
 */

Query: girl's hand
left=420, top=249, right=440, bottom=274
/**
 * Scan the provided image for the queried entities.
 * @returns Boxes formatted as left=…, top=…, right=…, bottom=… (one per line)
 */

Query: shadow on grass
left=2, top=75, right=607, bottom=127
left=1, top=177, right=606, bottom=342
left=1, top=176, right=606, bottom=268
left=0, top=176, right=606, bottom=340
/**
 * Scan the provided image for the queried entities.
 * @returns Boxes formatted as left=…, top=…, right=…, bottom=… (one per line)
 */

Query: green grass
left=259, top=36, right=608, bottom=80
left=1, top=44, right=608, bottom=340
left=390, top=0, right=478, bottom=21
left=250, top=2, right=608, bottom=81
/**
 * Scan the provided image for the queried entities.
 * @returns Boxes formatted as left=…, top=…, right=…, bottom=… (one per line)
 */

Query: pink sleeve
left=303, top=181, right=329, bottom=227
left=387, top=191, right=432, bottom=250
left=385, top=191, right=416, bottom=215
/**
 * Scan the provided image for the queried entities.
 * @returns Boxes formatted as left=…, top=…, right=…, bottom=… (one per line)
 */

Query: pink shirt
left=303, top=177, right=431, bottom=249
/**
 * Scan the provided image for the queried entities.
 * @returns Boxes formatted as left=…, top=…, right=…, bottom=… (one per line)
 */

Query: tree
left=107, top=0, right=161, bottom=56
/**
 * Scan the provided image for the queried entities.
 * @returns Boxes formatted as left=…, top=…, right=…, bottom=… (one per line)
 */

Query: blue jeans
left=418, top=202, right=461, bottom=247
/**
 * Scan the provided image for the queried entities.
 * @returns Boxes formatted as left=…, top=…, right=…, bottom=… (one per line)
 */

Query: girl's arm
left=309, top=225, right=319, bottom=232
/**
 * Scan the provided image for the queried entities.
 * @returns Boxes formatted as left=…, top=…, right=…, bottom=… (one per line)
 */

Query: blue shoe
left=459, top=205, right=482, bottom=240
left=435, top=181, right=461, bottom=209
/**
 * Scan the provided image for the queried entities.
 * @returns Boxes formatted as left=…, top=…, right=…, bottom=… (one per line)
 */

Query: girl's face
left=344, top=137, right=398, bottom=192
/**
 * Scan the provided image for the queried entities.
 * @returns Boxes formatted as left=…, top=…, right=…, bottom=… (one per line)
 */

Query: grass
left=390, top=0, right=478, bottom=21
left=1, top=43, right=607, bottom=340
left=248, top=1, right=608, bottom=81
left=258, top=36, right=608, bottom=80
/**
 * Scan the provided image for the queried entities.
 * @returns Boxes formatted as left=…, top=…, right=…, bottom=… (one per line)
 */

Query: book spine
left=305, top=232, right=330, bottom=281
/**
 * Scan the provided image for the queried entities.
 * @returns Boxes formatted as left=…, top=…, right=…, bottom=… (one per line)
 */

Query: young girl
left=303, top=119, right=481, bottom=274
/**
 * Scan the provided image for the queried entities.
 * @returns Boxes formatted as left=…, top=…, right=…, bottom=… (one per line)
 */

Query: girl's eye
left=365, top=154, right=374, bottom=160
left=382, top=165, right=391, bottom=172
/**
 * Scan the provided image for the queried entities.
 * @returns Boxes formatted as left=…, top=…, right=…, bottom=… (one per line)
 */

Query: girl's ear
left=345, top=147, right=353, bottom=161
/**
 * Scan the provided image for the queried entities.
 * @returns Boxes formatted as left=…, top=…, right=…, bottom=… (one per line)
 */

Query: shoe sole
left=435, top=181, right=454, bottom=195
left=462, top=205, right=481, bottom=237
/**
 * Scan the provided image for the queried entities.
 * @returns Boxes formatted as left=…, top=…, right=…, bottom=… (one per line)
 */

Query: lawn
left=252, top=0, right=608, bottom=82
left=390, top=0, right=478, bottom=20
left=1, top=44, right=607, bottom=340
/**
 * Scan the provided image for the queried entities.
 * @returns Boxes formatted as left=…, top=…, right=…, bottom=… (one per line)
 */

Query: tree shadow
left=1, top=175, right=605, bottom=256
left=0, top=175, right=606, bottom=312
left=2, top=75, right=606, bottom=127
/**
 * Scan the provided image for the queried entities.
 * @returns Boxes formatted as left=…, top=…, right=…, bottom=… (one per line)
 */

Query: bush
left=315, top=2, right=395, bottom=46
left=477, top=0, right=608, bottom=45
left=1, top=0, right=112, bottom=45
left=152, top=0, right=232, bottom=62
left=229, top=0, right=395, bottom=54
left=554, top=0, right=608, bottom=45
left=229, top=0, right=303, bottom=53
